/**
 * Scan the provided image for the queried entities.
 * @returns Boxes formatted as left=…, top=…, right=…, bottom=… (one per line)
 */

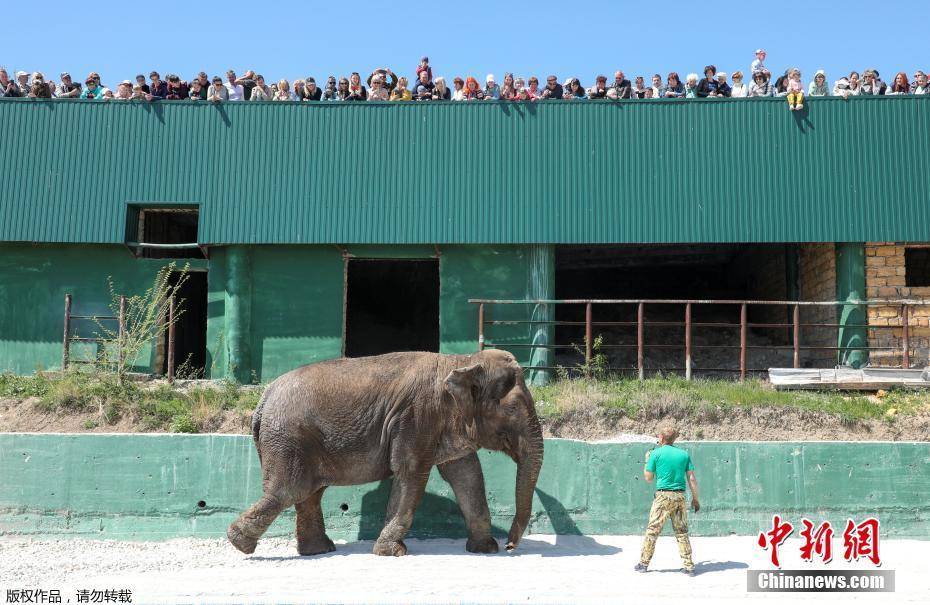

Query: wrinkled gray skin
left=227, top=349, right=544, bottom=557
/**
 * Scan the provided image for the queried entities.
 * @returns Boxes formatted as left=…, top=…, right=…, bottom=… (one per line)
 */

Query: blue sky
left=4, top=0, right=928, bottom=86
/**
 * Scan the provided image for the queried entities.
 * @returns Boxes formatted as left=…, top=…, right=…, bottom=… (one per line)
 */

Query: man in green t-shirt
left=634, top=425, right=700, bottom=576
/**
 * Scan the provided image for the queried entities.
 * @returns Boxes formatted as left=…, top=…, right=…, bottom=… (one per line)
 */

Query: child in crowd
left=416, top=57, right=432, bottom=83
left=785, top=68, right=804, bottom=110
left=751, top=49, right=766, bottom=74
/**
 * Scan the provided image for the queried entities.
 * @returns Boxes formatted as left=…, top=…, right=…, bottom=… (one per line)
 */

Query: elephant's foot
left=466, top=536, right=500, bottom=554
left=297, top=535, right=336, bottom=556
left=373, top=539, right=408, bottom=557
left=227, top=522, right=258, bottom=555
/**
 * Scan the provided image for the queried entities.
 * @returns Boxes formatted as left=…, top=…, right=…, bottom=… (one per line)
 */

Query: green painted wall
left=1, top=435, right=927, bottom=540
left=3, top=98, right=930, bottom=245
left=0, top=244, right=206, bottom=374
left=2, top=243, right=542, bottom=382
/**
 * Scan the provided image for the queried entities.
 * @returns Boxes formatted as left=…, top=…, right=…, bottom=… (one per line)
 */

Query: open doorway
left=160, top=271, right=208, bottom=377
left=344, top=259, right=440, bottom=357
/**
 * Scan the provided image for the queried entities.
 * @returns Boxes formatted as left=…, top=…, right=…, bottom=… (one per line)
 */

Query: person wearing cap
left=114, top=80, right=133, bottom=100
left=303, top=77, right=323, bottom=101
left=715, top=72, right=731, bottom=97
left=56, top=72, right=82, bottom=98
left=80, top=75, right=105, bottom=100
left=912, top=71, right=929, bottom=95
left=207, top=77, right=229, bottom=102
left=808, top=70, right=829, bottom=97
left=483, top=74, right=500, bottom=100
left=587, top=75, right=609, bottom=99
left=751, top=49, right=766, bottom=75
left=607, top=71, right=632, bottom=99
left=146, top=72, right=168, bottom=101
left=416, top=57, right=432, bottom=83
left=14, top=71, right=31, bottom=96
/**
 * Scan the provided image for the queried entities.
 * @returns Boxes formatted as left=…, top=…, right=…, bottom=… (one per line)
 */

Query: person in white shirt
left=730, top=71, right=749, bottom=97
left=225, top=70, right=243, bottom=101
left=750, top=49, right=766, bottom=75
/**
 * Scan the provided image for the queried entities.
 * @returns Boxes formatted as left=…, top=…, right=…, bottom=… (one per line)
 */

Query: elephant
left=227, top=349, right=544, bottom=557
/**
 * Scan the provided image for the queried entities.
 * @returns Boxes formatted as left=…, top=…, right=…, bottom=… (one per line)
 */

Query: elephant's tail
left=251, top=390, right=267, bottom=452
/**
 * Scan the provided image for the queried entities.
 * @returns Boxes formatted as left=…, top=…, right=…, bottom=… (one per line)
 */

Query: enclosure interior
left=344, top=259, right=440, bottom=358
left=160, top=270, right=208, bottom=376
left=554, top=245, right=793, bottom=374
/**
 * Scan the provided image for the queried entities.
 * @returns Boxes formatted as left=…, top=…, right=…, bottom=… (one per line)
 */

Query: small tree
left=95, top=263, right=190, bottom=380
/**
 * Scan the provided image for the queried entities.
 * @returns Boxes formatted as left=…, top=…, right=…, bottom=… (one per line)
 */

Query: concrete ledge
left=1, top=434, right=928, bottom=540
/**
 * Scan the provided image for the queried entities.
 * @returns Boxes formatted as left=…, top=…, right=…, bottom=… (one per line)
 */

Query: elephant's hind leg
left=228, top=492, right=292, bottom=554
left=296, top=487, right=336, bottom=556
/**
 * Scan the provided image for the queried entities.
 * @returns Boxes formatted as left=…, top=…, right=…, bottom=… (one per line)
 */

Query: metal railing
left=63, top=293, right=180, bottom=382
left=469, top=298, right=930, bottom=380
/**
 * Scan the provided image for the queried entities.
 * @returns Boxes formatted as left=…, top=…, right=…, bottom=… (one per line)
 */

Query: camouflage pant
left=639, top=490, right=693, bottom=571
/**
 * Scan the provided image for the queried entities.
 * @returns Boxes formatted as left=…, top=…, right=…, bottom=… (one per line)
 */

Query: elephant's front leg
left=373, top=465, right=431, bottom=557
left=439, top=453, right=498, bottom=554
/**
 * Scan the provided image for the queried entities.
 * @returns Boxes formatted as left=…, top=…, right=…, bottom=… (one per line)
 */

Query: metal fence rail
left=469, top=298, right=929, bottom=380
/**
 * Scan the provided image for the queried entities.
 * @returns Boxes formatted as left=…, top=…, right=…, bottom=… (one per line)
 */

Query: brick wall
left=866, top=243, right=930, bottom=368
left=798, top=244, right=837, bottom=366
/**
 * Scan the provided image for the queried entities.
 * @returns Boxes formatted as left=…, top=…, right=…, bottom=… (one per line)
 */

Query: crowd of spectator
left=3, top=51, right=929, bottom=106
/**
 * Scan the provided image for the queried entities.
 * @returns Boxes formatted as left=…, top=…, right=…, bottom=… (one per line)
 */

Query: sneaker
left=797, top=104, right=804, bottom=110
left=634, top=563, right=648, bottom=573
left=682, top=568, right=695, bottom=577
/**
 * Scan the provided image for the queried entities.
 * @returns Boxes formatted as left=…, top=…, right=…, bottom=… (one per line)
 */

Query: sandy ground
left=1, top=534, right=925, bottom=604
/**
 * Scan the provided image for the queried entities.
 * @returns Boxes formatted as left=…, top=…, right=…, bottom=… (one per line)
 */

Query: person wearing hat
left=56, top=72, right=82, bottom=98
left=15, top=71, right=30, bottom=96
left=715, top=72, right=731, bottom=97
left=483, top=74, right=500, bottom=100
left=751, top=49, right=767, bottom=75
left=113, top=80, right=133, bottom=100
left=80, top=75, right=105, bottom=100
left=303, top=77, right=322, bottom=101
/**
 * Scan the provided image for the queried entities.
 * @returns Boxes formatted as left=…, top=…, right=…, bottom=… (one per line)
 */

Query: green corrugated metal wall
left=1, top=97, right=929, bottom=245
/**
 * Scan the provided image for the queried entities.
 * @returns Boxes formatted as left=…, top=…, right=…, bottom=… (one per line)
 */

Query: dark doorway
left=345, top=259, right=440, bottom=357
left=161, top=271, right=208, bottom=377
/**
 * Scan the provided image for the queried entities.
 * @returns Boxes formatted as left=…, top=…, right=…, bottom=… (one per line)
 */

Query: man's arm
left=643, top=449, right=655, bottom=482
left=687, top=470, right=700, bottom=512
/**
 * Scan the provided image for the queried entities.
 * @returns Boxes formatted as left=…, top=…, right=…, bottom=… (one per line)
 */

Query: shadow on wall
left=355, top=479, right=620, bottom=557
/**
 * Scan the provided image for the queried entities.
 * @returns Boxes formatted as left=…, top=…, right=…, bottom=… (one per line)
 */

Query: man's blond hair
left=658, top=424, right=679, bottom=444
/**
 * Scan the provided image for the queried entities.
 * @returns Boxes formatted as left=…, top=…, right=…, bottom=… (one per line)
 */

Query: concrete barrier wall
left=1, top=434, right=927, bottom=540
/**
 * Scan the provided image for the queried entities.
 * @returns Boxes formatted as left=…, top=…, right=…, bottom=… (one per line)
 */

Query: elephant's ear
left=443, top=363, right=484, bottom=439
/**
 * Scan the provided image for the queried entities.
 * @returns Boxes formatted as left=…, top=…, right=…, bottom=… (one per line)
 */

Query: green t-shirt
left=645, top=444, right=694, bottom=491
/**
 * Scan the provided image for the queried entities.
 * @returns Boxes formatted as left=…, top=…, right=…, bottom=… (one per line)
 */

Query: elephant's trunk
left=506, top=413, right=544, bottom=550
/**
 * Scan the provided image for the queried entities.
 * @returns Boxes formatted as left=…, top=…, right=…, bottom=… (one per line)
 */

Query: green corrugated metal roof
left=1, top=96, right=928, bottom=244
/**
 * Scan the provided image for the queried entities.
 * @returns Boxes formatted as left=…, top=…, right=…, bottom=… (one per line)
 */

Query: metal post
left=477, top=303, right=485, bottom=351
left=118, top=295, right=126, bottom=373
left=793, top=303, right=800, bottom=369
left=62, top=294, right=72, bottom=371
left=585, top=303, right=593, bottom=368
left=684, top=303, right=692, bottom=381
left=740, top=303, right=748, bottom=381
left=637, top=302, right=645, bottom=381
left=167, top=296, right=176, bottom=383
left=902, top=304, right=910, bottom=369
